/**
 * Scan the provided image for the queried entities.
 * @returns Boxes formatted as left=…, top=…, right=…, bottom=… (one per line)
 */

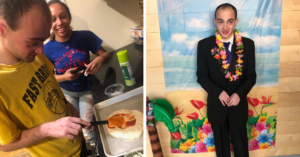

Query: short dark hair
left=47, top=0, right=72, bottom=21
left=215, top=3, right=237, bottom=19
left=0, top=0, right=51, bottom=31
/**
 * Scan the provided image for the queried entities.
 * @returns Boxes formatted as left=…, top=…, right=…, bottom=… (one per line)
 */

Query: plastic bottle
left=117, top=50, right=136, bottom=86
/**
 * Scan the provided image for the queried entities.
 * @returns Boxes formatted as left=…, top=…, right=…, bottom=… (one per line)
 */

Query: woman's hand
left=84, top=46, right=110, bottom=76
left=84, top=57, right=103, bottom=75
left=54, top=68, right=83, bottom=82
left=63, top=68, right=83, bottom=81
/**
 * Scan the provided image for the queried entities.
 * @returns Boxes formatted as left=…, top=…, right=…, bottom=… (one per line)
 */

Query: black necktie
left=223, top=42, right=232, bottom=70
left=223, top=42, right=230, bottom=51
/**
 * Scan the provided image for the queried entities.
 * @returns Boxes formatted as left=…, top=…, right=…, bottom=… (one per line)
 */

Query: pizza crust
left=107, top=109, right=143, bottom=140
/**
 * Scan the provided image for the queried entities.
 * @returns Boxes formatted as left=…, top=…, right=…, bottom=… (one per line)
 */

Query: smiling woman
left=44, top=0, right=111, bottom=141
left=47, top=0, right=72, bottom=42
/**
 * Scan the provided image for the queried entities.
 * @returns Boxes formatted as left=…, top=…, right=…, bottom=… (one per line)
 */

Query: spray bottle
left=117, top=50, right=136, bottom=86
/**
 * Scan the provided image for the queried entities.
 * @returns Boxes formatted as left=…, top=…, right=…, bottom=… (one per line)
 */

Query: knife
left=77, top=120, right=109, bottom=128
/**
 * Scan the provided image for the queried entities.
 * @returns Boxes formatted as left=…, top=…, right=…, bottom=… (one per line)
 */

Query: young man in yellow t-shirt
left=0, top=0, right=91, bottom=156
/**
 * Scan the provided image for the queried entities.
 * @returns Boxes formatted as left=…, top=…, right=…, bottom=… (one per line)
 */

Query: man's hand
left=69, top=103, right=92, bottom=131
left=69, top=104, right=89, bottom=141
left=228, top=93, right=240, bottom=106
left=219, top=91, right=230, bottom=106
left=43, top=117, right=90, bottom=140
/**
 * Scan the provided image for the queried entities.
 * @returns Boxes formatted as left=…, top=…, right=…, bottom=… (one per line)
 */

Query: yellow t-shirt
left=0, top=54, right=81, bottom=157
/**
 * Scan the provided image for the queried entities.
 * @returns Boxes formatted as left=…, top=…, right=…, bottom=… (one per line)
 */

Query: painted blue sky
left=157, top=0, right=282, bottom=91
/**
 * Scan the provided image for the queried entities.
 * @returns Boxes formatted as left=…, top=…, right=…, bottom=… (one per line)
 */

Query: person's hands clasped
left=227, top=93, right=240, bottom=107
left=64, top=68, right=83, bottom=81
left=45, top=117, right=91, bottom=140
left=219, top=91, right=230, bottom=106
left=84, top=57, right=103, bottom=75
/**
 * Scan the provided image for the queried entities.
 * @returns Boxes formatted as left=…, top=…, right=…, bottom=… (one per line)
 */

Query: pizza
left=107, top=109, right=143, bottom=140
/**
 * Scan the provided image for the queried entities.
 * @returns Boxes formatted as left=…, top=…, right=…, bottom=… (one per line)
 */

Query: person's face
left=214, top=7, right=238, bottom=41
left=49, top=3, right=71, bottom=39
left=3, top=6, right=51, bottom=63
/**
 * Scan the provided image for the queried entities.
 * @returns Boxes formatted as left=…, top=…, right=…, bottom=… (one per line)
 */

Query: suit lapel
left=229, top=35, right=238, bottom=83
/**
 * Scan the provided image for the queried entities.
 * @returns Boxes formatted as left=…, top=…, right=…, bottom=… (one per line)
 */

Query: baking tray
left=94, top=87, right=143, bottom=157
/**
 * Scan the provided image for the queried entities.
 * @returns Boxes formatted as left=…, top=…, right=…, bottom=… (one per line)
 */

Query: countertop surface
left=88, top=43, right=143, bottom=104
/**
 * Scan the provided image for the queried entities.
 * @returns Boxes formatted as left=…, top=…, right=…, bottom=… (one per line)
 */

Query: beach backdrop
left=156, top=0, right=282, bottom=153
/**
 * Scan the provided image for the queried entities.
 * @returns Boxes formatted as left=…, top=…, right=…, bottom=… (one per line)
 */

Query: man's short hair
left=215, top=3, right=237, bottom=19
left=0, top=0, right=51, bottom=31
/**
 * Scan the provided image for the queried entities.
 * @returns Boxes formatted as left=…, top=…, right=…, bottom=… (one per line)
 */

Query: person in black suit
left=196, top=3, right=256, bottom=157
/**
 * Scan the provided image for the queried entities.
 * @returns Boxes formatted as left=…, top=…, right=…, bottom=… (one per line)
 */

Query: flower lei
left=211, top=28, right=244, bottom=81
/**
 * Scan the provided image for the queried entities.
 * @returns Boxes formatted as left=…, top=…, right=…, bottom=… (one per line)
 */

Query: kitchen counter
left=87, top=43, right=143, bottom=157
left=89, top=43, right=143, bottom=103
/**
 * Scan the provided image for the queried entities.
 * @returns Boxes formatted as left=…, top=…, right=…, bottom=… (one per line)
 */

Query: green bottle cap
left=117, top=50, right=129, bottom=63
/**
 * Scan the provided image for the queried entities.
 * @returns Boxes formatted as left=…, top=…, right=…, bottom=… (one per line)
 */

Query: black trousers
left=211, top=116, right=249, bottom=157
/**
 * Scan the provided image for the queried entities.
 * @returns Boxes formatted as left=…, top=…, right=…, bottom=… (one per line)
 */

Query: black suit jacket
left=196, top=35, right=256, bottom=126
